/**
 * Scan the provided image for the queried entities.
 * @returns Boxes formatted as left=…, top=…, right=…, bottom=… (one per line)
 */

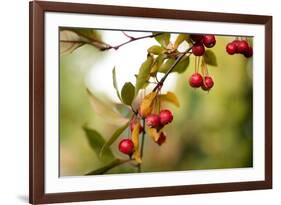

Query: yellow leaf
left=146, top=127, right=161, bottom=142
left=159, top=91, right=180, bottom=107
left=132, top=122, right=142, bottom=163
left=139, top=92, right=157, bottom=117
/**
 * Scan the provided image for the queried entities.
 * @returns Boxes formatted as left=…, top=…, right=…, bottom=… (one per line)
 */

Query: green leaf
left=121, top=82, right=135, bottom=105
left=150, top=54, right=166, bottom=76
left=158, top=55, right=190, bottom=73
left=83, top=127, right=115, bottom=163
left=100, top=122, right=129, bottom=157
left=153, top=32, right=170, bottom=47
left=147, top=45, right=165, bottom=55
left=135, top=56, right=154, bottom=94
left=203, top=50, right=218, bottom=66
left=158, top=58, right=173, bottom=73
left=87, top=89, right=128, bottom=126
left=174, top=55, right=190, bottom=73
left=85, top=159, right=129, bottom=175
left=174, top=34, right=190, bottom=48
left=112, top=67, right=122, bottom=101
left=156, top=54, right=167, bottom=65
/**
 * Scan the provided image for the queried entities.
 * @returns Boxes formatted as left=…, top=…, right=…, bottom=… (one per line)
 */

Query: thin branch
left=153, top=47, right=193, bottom=92
left=122, top=31, right=135, bottom=40
left=103, top=32, right=164, bottom=51
left=61, top=31, right=164, bottom=51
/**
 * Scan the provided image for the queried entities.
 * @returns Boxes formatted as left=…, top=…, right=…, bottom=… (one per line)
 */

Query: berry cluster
left=187, top=34, right=216, bottom=92
left=146, top=109, right=173, bottom=129
left=118, top=109, right=173, bottom=155
left=190, top=34, right=216, bottom=56
left=226, top=39, right=253, bottom=58
left=145, top=109, right=173, bottom=145
left=189, top=73, right=214, bottom=91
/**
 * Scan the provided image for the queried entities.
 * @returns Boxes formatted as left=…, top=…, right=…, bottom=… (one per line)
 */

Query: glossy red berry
left=189, top=73, right=203, bottom=88
left=159, top=109, right=173, bottom=125
left=130, top=120, right=143, bottom=133
left=145, top=114, right=161, bottom=128
left=201, top=76, right=214, bottom=91
left=226, top=42, right=237, bottom=55
left=203, top=35, right=216, bottom=48
left=192, top=43, right=205, bottom=56
left=156, top=132, right=167, bottom=145
left=243, top=46, right=253, bottom=58
left=119, top=139, right=134, bottom=155
left=232, top=40, right=240, bottom=47
left=190, top=34, right=203, bottom=43
left=237, top=40, right=249, bottom=54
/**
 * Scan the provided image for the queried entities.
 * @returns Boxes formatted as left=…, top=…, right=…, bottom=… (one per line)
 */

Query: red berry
left=119, top=139, right=134, bottom=155
left=237, top=40, right=249, bottom=54
left=232, top=40, right=240, bottom=47
left=243, top=46, right=253, bottom=58
left=159, top=109, right=173, bottom=125
left=189, top=73, right=203, bottom=88
left=190, top=34, right=203, bottom=43
left=201, top=76, right=214, bottom=91
left=145, top=114, right=161, bottom=128
left=130, top=120, right=143, bottom=133
left=192, top=43, right=205, bottom=56
left=226, top=42, right=237, bottom=55
left=156, top=132, right=167, bottom=145
left=203, top=35, right=216, bottom=48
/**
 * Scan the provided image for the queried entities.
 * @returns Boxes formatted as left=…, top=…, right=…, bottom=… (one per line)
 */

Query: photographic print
left=59, top=28, right=253, bottom=176
left=30, top=2, right=272, bottom=203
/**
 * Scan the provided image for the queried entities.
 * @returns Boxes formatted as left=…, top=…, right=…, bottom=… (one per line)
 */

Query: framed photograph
left=29, top=1, right=272, bottom=204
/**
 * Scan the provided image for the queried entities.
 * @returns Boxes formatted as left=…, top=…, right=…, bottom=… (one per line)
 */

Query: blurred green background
left=59, top=30, right=253, bottom=176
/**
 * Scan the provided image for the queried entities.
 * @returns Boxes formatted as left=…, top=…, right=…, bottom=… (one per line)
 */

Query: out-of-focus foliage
left=60, top=28, right=108, bottom=55
left=59, top=29, right=253, bottom=176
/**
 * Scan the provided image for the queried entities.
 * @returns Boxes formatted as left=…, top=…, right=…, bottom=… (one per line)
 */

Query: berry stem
left=194, top=56, right=196, bottom=73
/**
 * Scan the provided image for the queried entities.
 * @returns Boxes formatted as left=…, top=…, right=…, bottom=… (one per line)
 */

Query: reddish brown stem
left=102, top=33, right=164, bottom=51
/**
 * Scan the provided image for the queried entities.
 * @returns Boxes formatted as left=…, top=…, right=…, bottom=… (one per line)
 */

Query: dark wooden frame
left=29, top=1, right=272, bottom=204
